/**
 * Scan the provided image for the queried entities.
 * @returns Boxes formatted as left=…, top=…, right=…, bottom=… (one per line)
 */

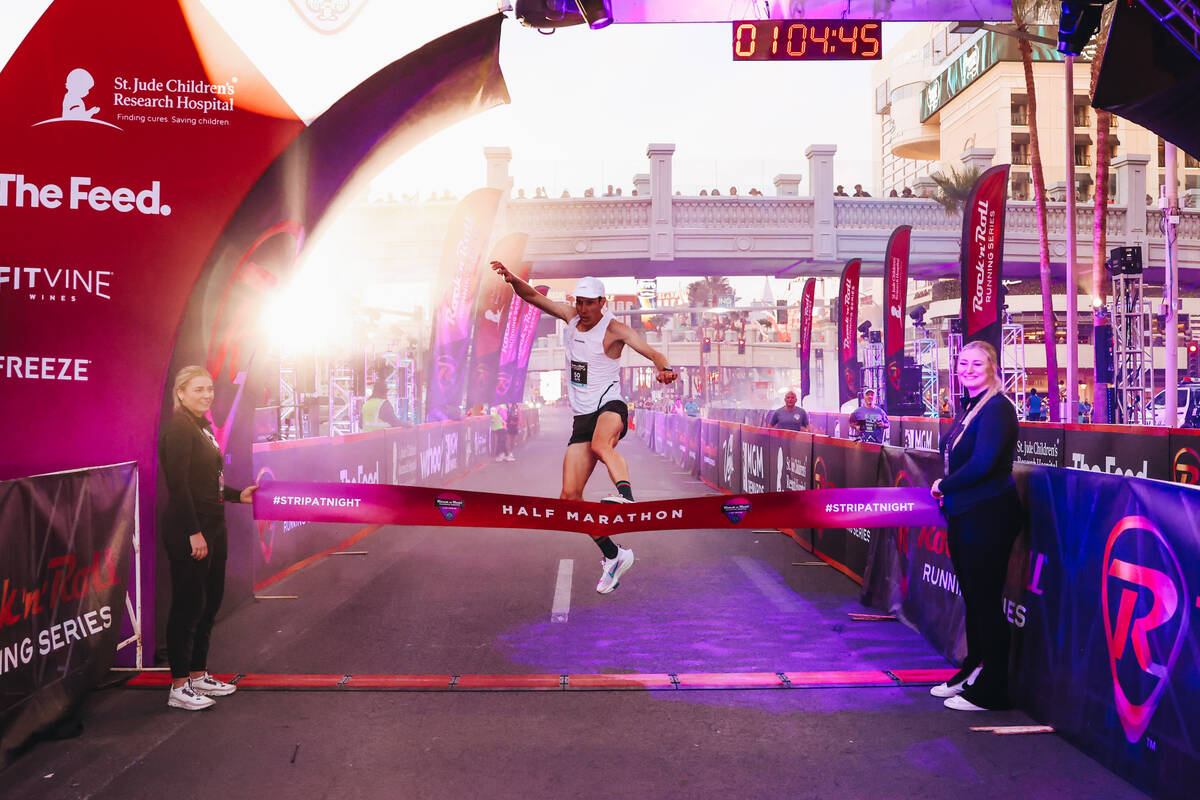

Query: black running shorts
left=568, top=400, right=629, bottom=445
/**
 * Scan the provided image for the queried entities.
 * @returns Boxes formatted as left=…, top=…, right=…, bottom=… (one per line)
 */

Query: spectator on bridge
left=710, top=188, right=720, bottom=196
left=853, top=184, right=871, bottom=197
left=889, top=189, right=899, bottom=197
left=699, top=189, right=708, bottom=196
left=615, top=187, right=623, bottom=196
left=930, top=340, right=1022, bottom=712
left=604, top=184, right=615, bottom=196
left=584, top=187, right=595, bottom=198
left=160, top=365, right=257, bottom=711
left=902, top=186, right=914, bottom=197
left=834, top=185, right=849, bottom=196
left=767, top=390, right=811, bottom=432
left=729, top=186, right=738, bottom=196
left=561, top=189, right=571, bottom=198
left=849, top=389, right=889, bottom=443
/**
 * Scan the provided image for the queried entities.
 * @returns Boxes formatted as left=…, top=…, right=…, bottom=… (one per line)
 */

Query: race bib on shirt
left=570, top=360, right=588, bottom=386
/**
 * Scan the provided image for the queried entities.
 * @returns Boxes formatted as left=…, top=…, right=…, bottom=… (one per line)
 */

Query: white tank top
left=564, top=310, right=622, bottom=414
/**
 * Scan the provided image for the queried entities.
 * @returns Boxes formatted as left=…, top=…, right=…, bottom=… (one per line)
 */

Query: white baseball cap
left=573, top=276, right=605, bottom=299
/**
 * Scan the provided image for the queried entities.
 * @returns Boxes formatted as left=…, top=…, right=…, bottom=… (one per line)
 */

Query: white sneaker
left=596, top=547, right=635, bottom=594
left=191, top=672, right=237, bottom=697
left=930, top=664, right=982, bottom=698
left=167, top=680, right=215, bottom=711
left=506, top=453, right=516, bottom=461
left=601, top=495, right=633, bottom=504
left=495, top=455, right=505, bottom=462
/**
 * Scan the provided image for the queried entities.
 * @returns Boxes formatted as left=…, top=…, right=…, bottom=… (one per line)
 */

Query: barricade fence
left=639, top=408, right=1199, bottom=799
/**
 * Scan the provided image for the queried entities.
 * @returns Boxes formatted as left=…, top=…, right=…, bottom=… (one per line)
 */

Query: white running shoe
left=191, top=672, right=237, bottom=697
left=600, top=495, right=633, bottom=504
left=506, top=453, right=516, bottom=462
left=929, top=664, right=982, bottom=698
left=167, top=680, right=215, bottom=711
left=596, top=547, right=634, bottom=594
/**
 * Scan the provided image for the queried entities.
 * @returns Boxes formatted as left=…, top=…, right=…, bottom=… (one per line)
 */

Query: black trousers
left=166, top=518, right=228, bottom=680
left=946, top=489, right=1022, bottom=706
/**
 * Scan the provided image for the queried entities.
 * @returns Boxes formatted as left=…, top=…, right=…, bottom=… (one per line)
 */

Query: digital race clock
left=732, top=20, right=882, bottom=61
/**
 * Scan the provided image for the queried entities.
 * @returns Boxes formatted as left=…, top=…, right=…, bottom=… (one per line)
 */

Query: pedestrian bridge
left=338, top=144, right=1199, bottom=283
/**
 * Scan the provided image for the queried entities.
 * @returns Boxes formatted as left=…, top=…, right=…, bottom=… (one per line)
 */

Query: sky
left=1, top=1, right=911, bottom=302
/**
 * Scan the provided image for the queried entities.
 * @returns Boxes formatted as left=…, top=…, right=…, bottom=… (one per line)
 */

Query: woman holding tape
left=929, top=341, right=1022, bottom=712
left=160, top=366, right=257, bottom=711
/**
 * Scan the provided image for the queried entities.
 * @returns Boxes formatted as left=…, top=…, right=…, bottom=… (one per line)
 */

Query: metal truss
left=912, top=336, right=940, bottom=416
left=1002, top=323, right=1028, bottom=418
left=1136, top=0, right=1200, bottom=62
left=1110, top=272, right=1155, bottom=424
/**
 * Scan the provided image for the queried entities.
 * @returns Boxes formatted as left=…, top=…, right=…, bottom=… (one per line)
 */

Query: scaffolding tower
left=912, top=334, right=939, bottom=416
left=278, top=362, right=299, bottom=440
left=1111, top=271, right=1155, bottom=424
left=328, top=361, right=358, bottom=436
left=946, top=326, right=963, bottom=414
left=860, top=340, right=884, bottom=399
left=1001, top=322, right=1028, bottom=418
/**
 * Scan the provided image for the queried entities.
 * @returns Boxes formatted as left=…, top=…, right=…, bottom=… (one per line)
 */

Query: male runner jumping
left=490, top=261, right=677, bottom=593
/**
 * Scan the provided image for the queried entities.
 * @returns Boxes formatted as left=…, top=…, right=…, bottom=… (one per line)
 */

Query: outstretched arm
left=490, top=261, right=574, bottom=322
left=608, top=319, right=677, bottom=384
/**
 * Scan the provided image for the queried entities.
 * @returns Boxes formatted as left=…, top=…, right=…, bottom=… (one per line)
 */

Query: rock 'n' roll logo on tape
left=435, top=493, right=464, bottom=521
left=722, top=497, right=751, bottom=524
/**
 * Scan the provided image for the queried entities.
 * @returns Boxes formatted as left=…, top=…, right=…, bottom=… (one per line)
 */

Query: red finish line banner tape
left=253, top=482, right=943, bottom=539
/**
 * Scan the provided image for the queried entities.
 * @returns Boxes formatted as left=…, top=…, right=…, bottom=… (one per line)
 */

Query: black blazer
left=939, top=392, right=1018, bottom=515
left=160, top=408, right=241, bottom=558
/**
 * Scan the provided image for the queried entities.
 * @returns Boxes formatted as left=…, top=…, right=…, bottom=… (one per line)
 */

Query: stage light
left=514, top=0, right=585, bottom=29
left=574, top=0, right=613, bottom=29
left=1058, top=1, right=1109, bottom=56
left=909, top=306, right=927, bottom=324
left=702, top=336, right=712, bottom=354
left=737, top=338, right=746, bottom=355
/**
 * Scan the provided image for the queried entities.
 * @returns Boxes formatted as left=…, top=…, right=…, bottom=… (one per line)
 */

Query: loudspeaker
left=1095, top=324, right=1114, bottom=383
left=950, top=317, right=963, bottom=334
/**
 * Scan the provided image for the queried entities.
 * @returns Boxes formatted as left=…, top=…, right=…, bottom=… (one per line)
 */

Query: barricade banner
left=466, top=237, right=529, bottom=410
left=799, top=278, right=816, bottom=400
left=810, top=437, right=883, bottom=580
left=683, top=417, right=701, bottom=476
left=959, top=164, right=1011, bottom=357
left=883, top=226, right=912, bottom=413
left=829, top=413, right=851, bottom=440
left=0, top=463, right=136, bottom=767
left=507, top=284, right=551, bottom=406
left=1169, top=428, right=1200, bottom=485
left=654, top=413, right=668, bottom=456
left=254, top=481, right=945, bottom=537
left=425, top=188, right=503, bottom=420
left=898, top=416, right=940, bottom=451
left=1015, top=422, right=1065, bottom=468
left=739, top=426, right=771, bottom=494
left=1063, top=423, right=1170, bottom=481
left=699, top=420, right=721, bottom=487
left=808, top=412, right=830, bottom=436
left=718, top=422, right=743, bottom=494
left=836, top=259, right=862, bottom=406
left=1015, top=470, right=1200, bottom=798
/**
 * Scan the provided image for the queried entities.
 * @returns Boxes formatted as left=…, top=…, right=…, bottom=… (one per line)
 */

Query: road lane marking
left=551, top=558, right=574, bottom=622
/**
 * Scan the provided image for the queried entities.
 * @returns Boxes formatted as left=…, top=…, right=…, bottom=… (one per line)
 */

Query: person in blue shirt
left=1026, top=387, right=1044, bottom=421
left=767, top=390, right=811, bottom=432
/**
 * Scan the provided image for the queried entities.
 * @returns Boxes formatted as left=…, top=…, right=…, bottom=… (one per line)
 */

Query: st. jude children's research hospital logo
left=33, top=68, right=122, bottom=130
left=1101, top=515, right=1190, bottom=743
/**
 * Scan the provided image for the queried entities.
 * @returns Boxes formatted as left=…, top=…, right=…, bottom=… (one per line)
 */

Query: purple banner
left=497, top=283, right=549, bottom=406
left=465, top=234, right=528, bottom=410
left=960, top=164, right=1011, bottom=357
left=883, top=226, right=912, bottom=412
left=837, top=259, right=862, bottom=406
left=493, top=266, right=537, bottom=406
left=426, top=187, right=503, bottom=420
left=799, top=278, right=816, bottom=399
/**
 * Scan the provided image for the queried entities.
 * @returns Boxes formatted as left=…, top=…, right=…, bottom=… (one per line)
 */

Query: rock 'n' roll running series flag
left=837, top=258, right=862, bottom=406
left=959, top=164, right=1011, bottom=358
left=883, top=225, right=912, bottom=413
left=799, top=278, right=816, bottom=399
left=426, top=188, right=503, bottom=420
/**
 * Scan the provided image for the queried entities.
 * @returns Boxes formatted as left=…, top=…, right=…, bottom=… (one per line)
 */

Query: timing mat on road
left=125, top=669, right=957, bottom=692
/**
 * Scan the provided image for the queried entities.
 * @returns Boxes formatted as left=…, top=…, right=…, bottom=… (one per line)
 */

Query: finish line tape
left=253, top=483, right=943, bottom=539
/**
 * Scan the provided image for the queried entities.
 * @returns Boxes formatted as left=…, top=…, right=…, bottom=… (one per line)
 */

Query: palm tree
left=1014, top=0, right=1062, bottom=420
left=1090, top=5, right=1115, bottom=421
left=686, top=276, right=734, bottom=308
left=930, top=166, right=983, bottom=215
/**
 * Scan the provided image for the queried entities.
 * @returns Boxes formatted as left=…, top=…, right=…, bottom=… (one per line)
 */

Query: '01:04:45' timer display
left=732, top=20, right=882, bottom=61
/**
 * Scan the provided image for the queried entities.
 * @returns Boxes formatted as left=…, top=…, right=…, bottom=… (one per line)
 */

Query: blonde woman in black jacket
left=929, top=341, right=1022, bottom=712
left=160, top=366, right=256, bottom=711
